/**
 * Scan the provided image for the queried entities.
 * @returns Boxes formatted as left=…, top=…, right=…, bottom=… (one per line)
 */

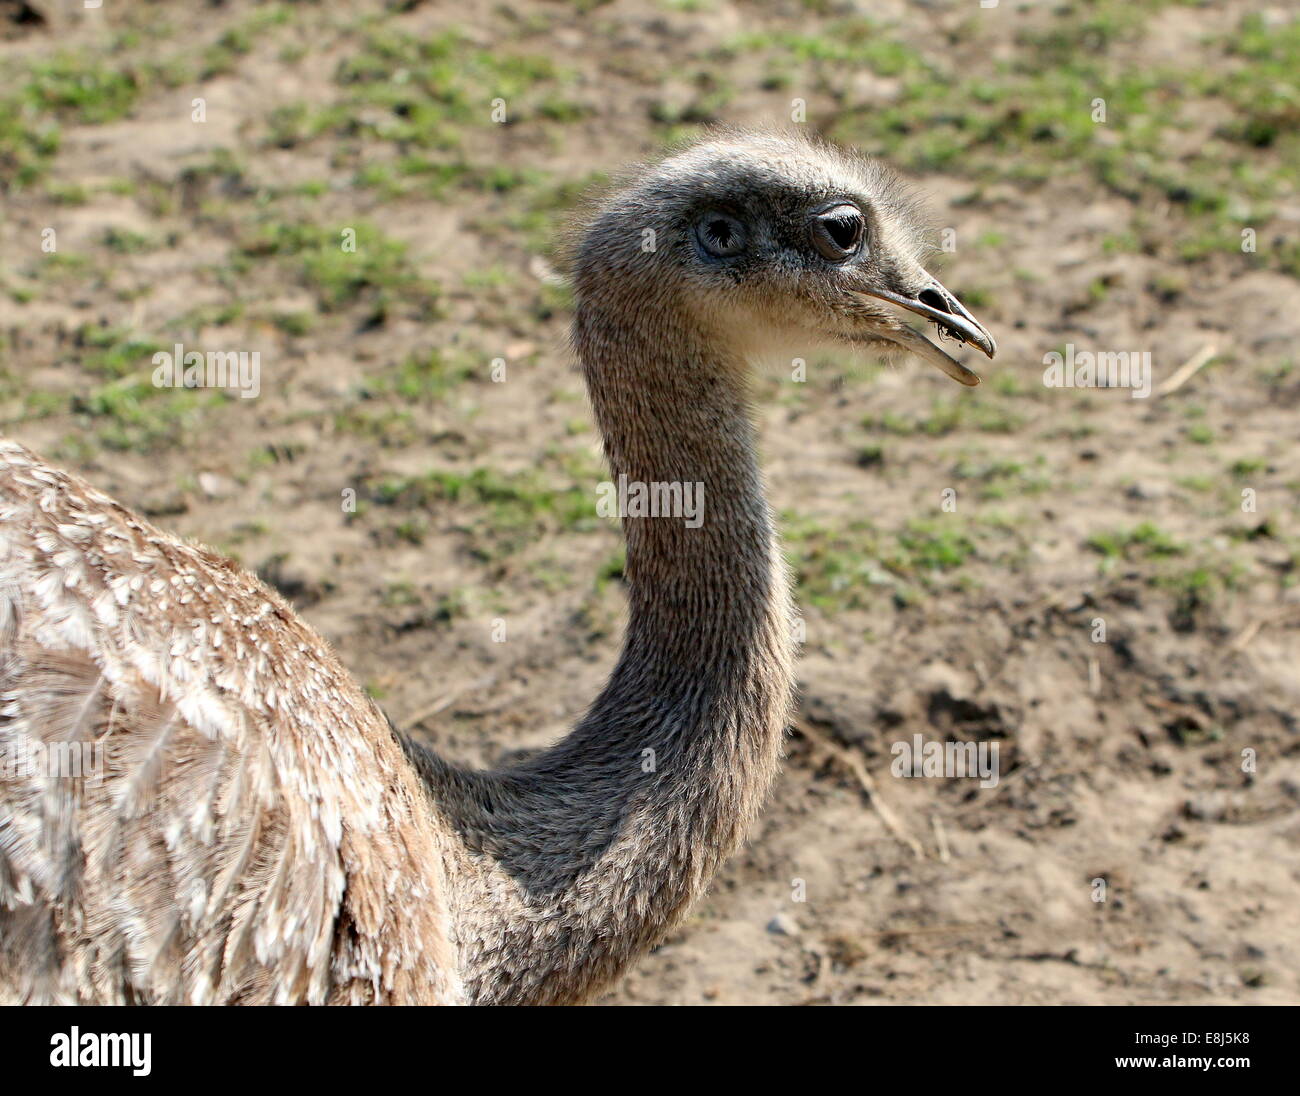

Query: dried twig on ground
left=402, top=673, right=498, bottom=729
left=793, top=720, right=926, bottom=859
left=1228, top=606, right=1300, bottom=651
left=1155, top=343, right=1217, bottom=397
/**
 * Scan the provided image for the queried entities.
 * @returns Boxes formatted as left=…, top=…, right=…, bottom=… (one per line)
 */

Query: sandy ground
left=1, top=0, right=1297, bottom=1004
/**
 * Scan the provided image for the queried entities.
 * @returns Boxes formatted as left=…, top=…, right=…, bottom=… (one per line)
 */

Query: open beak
left=859, top=276, right=997, bottom=387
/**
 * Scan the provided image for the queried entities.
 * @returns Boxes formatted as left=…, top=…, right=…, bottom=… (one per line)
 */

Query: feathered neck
left=410, top=294, right=796, bottom=1004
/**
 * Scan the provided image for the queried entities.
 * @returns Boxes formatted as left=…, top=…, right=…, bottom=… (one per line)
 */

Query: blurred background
left=1, top=0, right=1297, bottom=1003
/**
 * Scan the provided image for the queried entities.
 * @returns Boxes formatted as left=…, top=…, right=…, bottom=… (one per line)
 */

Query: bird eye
left=810, top=204, right=865, bottom=261
left=695, top=213, right=747, bottom=258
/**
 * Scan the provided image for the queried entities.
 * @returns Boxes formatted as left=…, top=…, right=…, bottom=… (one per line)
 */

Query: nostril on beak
left=917, top=288, right=952, bottom=314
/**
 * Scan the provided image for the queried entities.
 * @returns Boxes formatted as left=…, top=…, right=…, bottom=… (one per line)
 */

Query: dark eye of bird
left=696, top=213, right=746, bottom=258
left=811, top=204, right=865, bottom=260
left=825, top=215, right=858, bottom=249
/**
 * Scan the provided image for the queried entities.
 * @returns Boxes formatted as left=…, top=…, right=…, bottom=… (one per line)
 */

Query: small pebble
left=767, top=914, right=799, bottom=937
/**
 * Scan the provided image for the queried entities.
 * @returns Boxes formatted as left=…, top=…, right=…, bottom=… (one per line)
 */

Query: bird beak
left=857, top=275, right=997, bottom=387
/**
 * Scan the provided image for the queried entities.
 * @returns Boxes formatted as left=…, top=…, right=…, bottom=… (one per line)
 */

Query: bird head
left=570, top=130, right=996, bottom=386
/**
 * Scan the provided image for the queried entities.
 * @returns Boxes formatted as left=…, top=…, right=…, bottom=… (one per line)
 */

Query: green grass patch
left=358, top=348, right=475, bottom=401
left=72, top=376, right=228, bottom=453
left=235, top=219, right=440, bottom=315
left=75, top=325, right=166, bottom=379
left=864, top=394, right=1024, bottom=437
left=1088, top=521, right=1186, bottom=561
left=332, top=27, right=571, bottom=147
left=367, top=467, right=598, bottom=559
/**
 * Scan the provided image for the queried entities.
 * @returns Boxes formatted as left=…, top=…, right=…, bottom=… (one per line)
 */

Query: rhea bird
left=0, top=131, right=994, bottom=1005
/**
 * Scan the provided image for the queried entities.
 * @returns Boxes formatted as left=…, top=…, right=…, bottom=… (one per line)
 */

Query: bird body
left=0, top=440, right=463, bottom=1003
left=0, top=132, right=993, bottom=1005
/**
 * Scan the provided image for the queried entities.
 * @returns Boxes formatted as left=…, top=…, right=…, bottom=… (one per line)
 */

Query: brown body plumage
left=0, top=132, right=993, bottom=1005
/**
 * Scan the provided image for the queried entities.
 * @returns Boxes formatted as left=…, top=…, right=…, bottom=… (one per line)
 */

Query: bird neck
left=411, top=303, right=796, bottom=1004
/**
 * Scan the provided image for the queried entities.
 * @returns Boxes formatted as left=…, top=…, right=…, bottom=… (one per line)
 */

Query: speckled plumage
left=0, top=132, right=992, bottom=1006
left=0, top=438, right=462, bottom=1003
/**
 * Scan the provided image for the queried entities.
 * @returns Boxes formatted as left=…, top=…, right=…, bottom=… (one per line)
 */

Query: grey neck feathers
left=407, top=294, right=796, bottom=1005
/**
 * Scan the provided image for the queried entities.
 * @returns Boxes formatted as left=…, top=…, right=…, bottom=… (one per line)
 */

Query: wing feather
left=0, top=439, right=463, bottom=1004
